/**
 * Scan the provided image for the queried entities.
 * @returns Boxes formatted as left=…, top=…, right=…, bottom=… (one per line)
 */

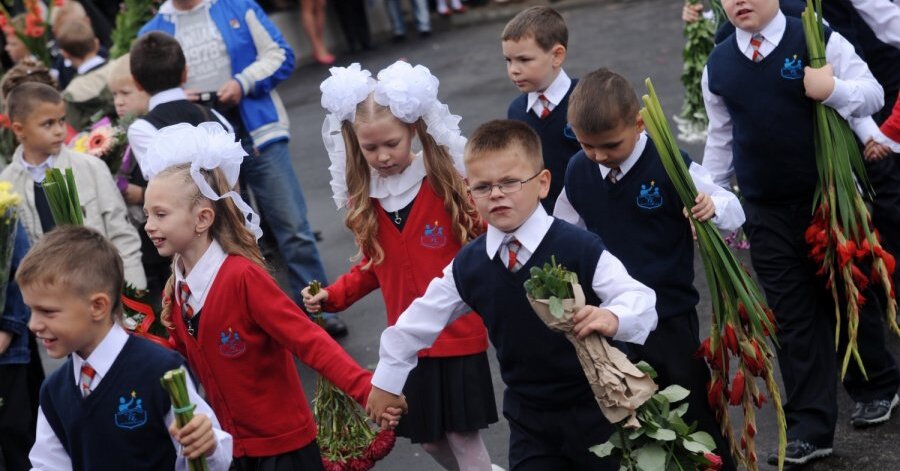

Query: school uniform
left=29, top=323, right=232, bottom=470
left=702, top=11, right=895, bottom=447
left=507, top=70, right=581, bottom=214
left=555, top=132, right=743, bottom=470
left=168, top=241, right=372, bottom=464
left=374, top=207, right=658, bottom=470
left=323, top=156, right=496, bottom=444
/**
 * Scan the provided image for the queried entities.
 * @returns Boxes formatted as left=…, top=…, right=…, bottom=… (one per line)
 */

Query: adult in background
left=301, top=0, right=335, bottom=65
left=140, top=0, right=349, bottom=337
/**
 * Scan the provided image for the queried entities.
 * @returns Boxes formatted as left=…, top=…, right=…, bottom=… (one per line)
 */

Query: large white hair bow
left=142, top=122, right=263, bottom=240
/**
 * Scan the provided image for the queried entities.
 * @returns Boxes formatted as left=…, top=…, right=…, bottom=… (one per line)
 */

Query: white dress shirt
left=17, top=154, right=54, bottom=183
left=371, top=206, right=658, bottom=395
left=29, top=323, right=233, bottom=470
left=553, top=132, right=746, bottom=232
left=175, top=240, right=229, bottom=314
left=527, top=69, right=572, bottom=118
left=849, top=0, right=900, bottom=49
left=75, top=56, right=106, bottom=75
left=368, top=151, right=425, bottom=212
left=701, top=11, right=885, bottom=187
left=850, top=116, right=900, bottom=153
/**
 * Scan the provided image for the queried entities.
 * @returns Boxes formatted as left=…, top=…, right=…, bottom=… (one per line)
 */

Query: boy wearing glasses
left=553, top=69, right=744, bottom=469
left=367, top=120, right=658, bottom=470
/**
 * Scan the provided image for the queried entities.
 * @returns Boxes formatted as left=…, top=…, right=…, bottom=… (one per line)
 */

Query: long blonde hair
left=342, top=96, right=482, bottom=269
left=158, top=163, right=266, bottom=329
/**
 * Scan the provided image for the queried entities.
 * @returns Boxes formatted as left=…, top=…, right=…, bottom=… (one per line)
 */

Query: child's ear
left=11, top=121, right=24, bottom=140
left=635, top=113, right=645, bottom=132
left=537, top=168, right=552, bottom=199
left=89, top=292, right=112, bottom=322
left=180, top=67, right=189, bottom=87
left=195, top=206, right=215, bottom=234
left=551, top=44, right=567, bottom=68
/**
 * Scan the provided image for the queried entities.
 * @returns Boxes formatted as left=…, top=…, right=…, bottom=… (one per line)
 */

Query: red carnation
left=365, top=429, right=396, bottom=461
left=347, top=457, right=374, bottom=471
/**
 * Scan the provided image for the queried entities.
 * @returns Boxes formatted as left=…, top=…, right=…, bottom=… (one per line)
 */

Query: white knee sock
left=446, top=431, right=493, bottom=471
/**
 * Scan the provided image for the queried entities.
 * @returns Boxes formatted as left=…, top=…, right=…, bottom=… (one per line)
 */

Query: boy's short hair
left=130, top=32, right=186, bottom=95
left=106, top=54, right=134, bottom=88
left=568, top=68, right=640, bottom=134
left=17, top=226, right=124, bottom=318
left=6, top=82, right=63, bottom=122
left=501, top=6, right=568, bottom=51
left=57, top=21, right=98, bottom=59
left=465, top=119, right=543, bottom=172
left=0, top=58, right=58, bottom=100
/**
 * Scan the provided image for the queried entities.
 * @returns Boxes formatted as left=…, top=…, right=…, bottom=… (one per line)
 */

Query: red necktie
left=81, top=363, right=96, bottom=398
left=180, top=282, right=195, bottom=336
left=538, top=94, right=551, bottom=119
left=507, top=238, right=522, bottom=272
left=750, top=33, right=764, bottom=62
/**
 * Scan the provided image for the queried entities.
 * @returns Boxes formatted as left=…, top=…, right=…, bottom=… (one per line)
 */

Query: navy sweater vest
left=453, top=219, right=604, bottom=407
left=143, top=100, right=219, bottom=129
left=564, top=141, right=698, bottom=320
left=507, top=80, right=582, bottom=214
left=715, top=0, right=806, bottom=44
left=707, top=17, right=831, bottom=204
left=40, top=335, right=184, bottom=470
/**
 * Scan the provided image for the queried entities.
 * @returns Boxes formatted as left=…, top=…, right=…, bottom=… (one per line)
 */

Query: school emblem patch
left=114, top=390, right=148, bottom=430
left=218, top=327, right=247, bottom=358
left=781, top=55, right=804, bottom=80
left=636, top=180, right=663, bottom=210
left=229, top=18, right=240, bottom=29
left=420, top=221, right=447, bottom=249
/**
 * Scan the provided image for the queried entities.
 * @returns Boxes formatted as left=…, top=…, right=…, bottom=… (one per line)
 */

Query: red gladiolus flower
left=704, top=453, right=724, bottom=471
left=738, top=303, right=748, bottom=324
left=707, top=377, right=723, bottom=409
left=729, top=370, right=745, bottom=406
left=695, top=337, right=712, bottom=361
left=746, top=420, right=756, bottom=437
left=0, top=114, right=10, bottom=129
left=724, top=324, right=739, bottom=354
left=837, top=242, right=853, bottom=267
left=857, top=292, right=867, bottom=306
left=851, top=264, right=870, bottom=290
left=753, top=391, right=767, bottom=408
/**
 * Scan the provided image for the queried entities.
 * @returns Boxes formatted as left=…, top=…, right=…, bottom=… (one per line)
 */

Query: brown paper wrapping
left=528, top=282, right=657, bottom=429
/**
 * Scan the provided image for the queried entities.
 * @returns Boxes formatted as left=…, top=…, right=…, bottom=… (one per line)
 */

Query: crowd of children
left=0, top=1, right=898, bottom=470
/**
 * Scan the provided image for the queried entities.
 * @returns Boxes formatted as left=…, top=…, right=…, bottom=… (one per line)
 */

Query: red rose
left=703, top=452, right=723, bottom=471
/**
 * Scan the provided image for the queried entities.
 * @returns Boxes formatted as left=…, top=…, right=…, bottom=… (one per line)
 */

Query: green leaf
left=549, top=296, right=565, bottom=318
left=670, top=402, right=689, bottom=418
left=589, top=442, right=615, bottom=458
left=685, top=431, right=716, bottom=453
left=628, top=428, right=645, bottom=440
left=646, top=427, right=677, bottom=441
left=681, top=436, right=712, bottom=454
left=657, top=385, right=690, bottom=404
left=635, top=361, right=658, bottom=379
left=635, top=443, right=667, bottom=470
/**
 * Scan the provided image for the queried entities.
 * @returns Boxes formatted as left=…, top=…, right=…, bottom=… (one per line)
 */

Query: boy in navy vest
left=502, top=7, right=582, bottom=214
left=21, top=226, right=233, bottom=470
left=554, top=68, right=745, bottom=471
left=702, top=0, right=896, bottom=465
left=367, top=120, right=659, bottom=470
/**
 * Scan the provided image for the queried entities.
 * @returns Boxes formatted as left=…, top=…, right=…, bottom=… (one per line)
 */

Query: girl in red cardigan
left=140, top=123, right=390, bottom=470
left=303, top=62, right=499, bottom=470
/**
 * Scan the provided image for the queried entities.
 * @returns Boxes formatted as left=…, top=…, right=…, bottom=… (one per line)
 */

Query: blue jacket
left=140, top=0, right=296, bottom=149
left=0, top=223, right=32, bottom=365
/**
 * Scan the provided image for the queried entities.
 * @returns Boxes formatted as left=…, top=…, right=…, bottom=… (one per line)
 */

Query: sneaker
left=851, top=393, right=900, bottom=427
left=766, top=440, right=832, bottom=466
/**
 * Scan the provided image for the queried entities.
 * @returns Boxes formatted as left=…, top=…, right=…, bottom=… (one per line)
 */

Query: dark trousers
left=230, top=441, right=324, bottom=471
left=0, top=365, right=36, bottom=471
left=629, top=312, right=737, bottom=471
left=744, top=201, right=899, bottom=447
left=868, top=88, right=900, bottom=291
left=504, top=390, right=615, bottom=471
left=331, top=0, right=372, bottom=51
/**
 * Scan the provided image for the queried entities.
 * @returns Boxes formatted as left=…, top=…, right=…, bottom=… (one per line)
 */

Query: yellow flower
left=0, top=183, right=21, bottom=214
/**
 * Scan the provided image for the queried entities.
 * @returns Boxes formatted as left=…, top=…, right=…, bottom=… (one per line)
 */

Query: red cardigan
left=325, top=180, right=488, bottom=358
left=881, top=91, right=900, bottom=143
left=169, top=255, right=372, bottom=458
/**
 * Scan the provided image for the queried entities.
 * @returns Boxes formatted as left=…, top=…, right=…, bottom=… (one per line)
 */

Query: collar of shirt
left=71, top=323, right=128, bottom=390
left=735, top=11, right=785, bottom=59
left=148, top=87, right=189, bottom=111
left=485, top=205, right=553, bottom=260
left=527, top=69, right=571, bottom=114
left=17, top=152, right=55, bottom=183
left=369, top=151, right=426, bottom=212
left=159, top=0, right=212, bottom=14
left=598, top=131, right=647, bottom=179
left=175, top=239, right=228, bottom=314
left=76, top=56, right=106, bottom=75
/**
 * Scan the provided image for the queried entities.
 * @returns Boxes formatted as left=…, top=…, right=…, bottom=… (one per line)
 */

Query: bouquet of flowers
left=0, top=113, right=17, bottom=164
left=674, top=0, right=717, bottom=143
left=0, top=0, right=58, bottom=67
left=110, top=0, right=160, bottom=58
left=307, top=281, right=395, bottom=471
left=161, top=368, right=208, bottom=471
left=122, top=282, right=169, bottom=347
left=802, top=0, right=898, bottom=378
left=69, top=117, right=130, bottom=175
left=0, top=182, right=21, bottom=313
left=523, top=258, right=722, bottom=470
left=724, top=186, right=750, bottom=251
left=641, top=78, right=786, bottom=470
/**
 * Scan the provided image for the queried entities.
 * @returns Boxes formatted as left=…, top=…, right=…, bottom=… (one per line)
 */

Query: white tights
left=436, top=0, right=464, bottom=11
left=421, top=431, right=492, bottom=471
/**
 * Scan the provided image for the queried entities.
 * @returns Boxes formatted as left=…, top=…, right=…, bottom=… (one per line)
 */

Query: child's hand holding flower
left=690, top=192, right=716, bottom=222
left=170, top=413, right=217, bottom=460
left=301, top=285, right=330, bottom=313
left=804, top=63, right=836, bottom=102
left=572, top=306, right=619, bottom=340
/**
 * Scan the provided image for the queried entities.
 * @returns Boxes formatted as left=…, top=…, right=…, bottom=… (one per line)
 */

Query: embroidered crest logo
left=218, top=327, right=247, bottom=358
left=636, top=180, right=663, bottom=210
left=421, top=221, right=448, bottom=249
left=229, top=18, right=240, bottom=29
left=114, top=390, right=148, bottom=430
left=781, top=55, right=804, bottom=80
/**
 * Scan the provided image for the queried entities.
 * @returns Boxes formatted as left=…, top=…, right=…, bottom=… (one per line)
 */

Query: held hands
left=366, top=386, right=408, bottom=430
left=170, top=413, right=217, bottom=460
left=301, top=286, right=329, bottom=314
left=804, top=63, right=836, bottom=102
left=864, top=138, right=892, bottom=162
left=682, top=2, right=703, bottom=23
left=572, top=306, right=620, bottom=340
left=217, top=80, right=243, bottom=106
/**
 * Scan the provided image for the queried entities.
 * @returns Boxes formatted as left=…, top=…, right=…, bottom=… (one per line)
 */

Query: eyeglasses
left=469, top=171, right=542, bottom=198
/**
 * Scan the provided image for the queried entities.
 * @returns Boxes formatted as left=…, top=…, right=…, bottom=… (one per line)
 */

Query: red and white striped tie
left=750, top=33, right=765, bottom=62
left=506, top=238, right=522, bottom=272
left=81, top=363, right=96, bottom=398
left=538, top=94, right=552, bottom=119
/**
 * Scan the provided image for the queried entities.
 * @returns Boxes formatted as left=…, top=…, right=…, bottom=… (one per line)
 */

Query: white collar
left=72, top=323, right=128, bottom=387
left=598, top=132, right=647, bottom=179
left=735, top=11, right=785, bottom=52
left=149, top=88, right=188, bottom=111
left=159, top=0, right=212, bottom=14
left=76, top=56, right=106, bottom=75
left=369, top=151, right=426, bottom=212
left=485, top=205, right=553, bottom=259
left=527, top=69, right=571, bottom=113
left=175, top=240, right=228, bottom=313
left=16, top=149, right=55, bottom=183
